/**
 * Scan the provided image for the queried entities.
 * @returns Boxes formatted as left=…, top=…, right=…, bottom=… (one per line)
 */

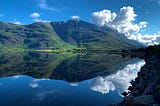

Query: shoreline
left=117, top=53, right=160, bottom=106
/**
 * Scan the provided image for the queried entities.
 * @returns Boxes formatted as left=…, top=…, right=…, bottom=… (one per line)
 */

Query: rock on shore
left=118, top=55, right=160, bottom=106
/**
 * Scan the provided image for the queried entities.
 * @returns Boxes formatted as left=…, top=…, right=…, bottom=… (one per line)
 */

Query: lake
left=0, top=52, right=145, bottom=106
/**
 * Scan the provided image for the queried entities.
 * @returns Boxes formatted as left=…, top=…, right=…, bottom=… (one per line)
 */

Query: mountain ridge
left=0, top=20, right=144, bottom=52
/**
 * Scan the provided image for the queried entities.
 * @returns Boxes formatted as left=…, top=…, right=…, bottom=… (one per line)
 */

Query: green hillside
left=0, top=20, right=143, bottom=52
left=51, top=20, right=143, bottom=51
left=0, top=21, right=75, bottom=52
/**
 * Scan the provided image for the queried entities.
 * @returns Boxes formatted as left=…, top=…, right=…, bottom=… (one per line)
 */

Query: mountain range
left=0, top=20, right=143, bottom=51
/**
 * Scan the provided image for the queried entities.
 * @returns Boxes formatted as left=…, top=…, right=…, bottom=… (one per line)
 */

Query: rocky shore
left=118, top=54, right=160, bottom=106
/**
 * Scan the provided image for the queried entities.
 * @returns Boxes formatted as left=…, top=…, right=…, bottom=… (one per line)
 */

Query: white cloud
left=71, top=15, right=80, bottom=20
left=30, top=12, right=40, bottom=18
left=10, top=75, right=23, bottom=80
left=90, top=77, right=115, bottom=94
left=29, top=79, right=40, bottom=88
left=29, top=83, right=39, bottom=88
left=131, top=33, right=160, bottom=45
left=13, top=19, right=22, bottom=25
left=38, top=0, right=59, bottom=12
left=92, top=6, right=160, bottom=46
left=90, top=59, right=145, bottom=94
left=33, top=78, right=50, bottom=81
left=30, top=12, right=50, bottom=22
left=92, top=9, right=117, bottom=26
left=28, top=78, right=50, bottom=88
left=92, top=6, right=146, bottom=37
left=139, top=21, right=148, bottom=28
left=14, top=21, right=22, bottom=25
left=70, top=83, right=78, bottom=87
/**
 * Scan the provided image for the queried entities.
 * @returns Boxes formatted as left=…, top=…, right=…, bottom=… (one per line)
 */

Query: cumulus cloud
left=30, top=12, right=40, bottom=18
left=71, top=15, right=80, bottom=20
left=90, top=59, right=145, bottom=94
left=91, top=77, right=115, bottom=94
left=139, top=21, right=148, bottom=28
left=131, top=33, right=160, bottom=45
left=38, top=0, right=59, bottom=12
left=92, top=9, right=117, bottom=26
left=92, top=6, right=146, bottom=36
left=92, top=6, right=160, bottom=46
left=30, top=12, right=50, bottom=22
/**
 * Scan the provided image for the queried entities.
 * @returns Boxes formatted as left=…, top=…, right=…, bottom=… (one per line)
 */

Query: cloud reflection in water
left=90, top=60, right=145, bottom=94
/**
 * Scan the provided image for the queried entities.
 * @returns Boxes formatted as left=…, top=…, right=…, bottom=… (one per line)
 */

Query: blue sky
left=0, top=0, right=160, bottom=45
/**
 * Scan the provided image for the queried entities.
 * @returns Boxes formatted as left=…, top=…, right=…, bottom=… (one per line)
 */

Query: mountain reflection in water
left=0, top=52, right=145, bottom=106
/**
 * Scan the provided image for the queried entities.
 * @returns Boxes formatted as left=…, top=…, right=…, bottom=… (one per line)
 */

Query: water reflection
left=0, top=75, right=123, bottom=106
left=0, top=52, right=145, bottom=106
left=70, top=82, right=78, bottom=87
left=0, top=52, right=133, bottom=82
left=90, top=59, right=145, bottom=94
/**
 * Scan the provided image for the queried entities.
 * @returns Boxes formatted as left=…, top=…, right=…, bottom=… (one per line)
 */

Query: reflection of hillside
left=49, top=53, right=133, bottom=82
left=0, top=52, right=139, bottom=83
left=0, top=52, right=77, bottom=78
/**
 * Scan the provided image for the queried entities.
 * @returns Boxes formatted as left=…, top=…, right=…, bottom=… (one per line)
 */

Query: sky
left=0, top=0, right=160, bottom=45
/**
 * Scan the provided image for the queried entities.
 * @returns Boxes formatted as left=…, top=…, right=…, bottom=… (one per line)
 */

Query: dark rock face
left=118, top=55, right=160, bottom=106
left=133, top=95, right=156, bottom=105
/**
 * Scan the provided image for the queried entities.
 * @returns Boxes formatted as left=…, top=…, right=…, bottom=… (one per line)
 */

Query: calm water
left=0, top=52, right=145, bottom=106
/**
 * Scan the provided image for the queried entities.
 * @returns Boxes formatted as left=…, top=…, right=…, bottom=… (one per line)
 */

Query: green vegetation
left=51, top=20, right=143, bottom=51
left=0, top=21, right=76, bottom=52
left=0, top=52, right=78, bottom=78
left=0, top=51, right=132, bottom=82
left=46, top=52, right=132, bottom=82
left=0, top=20, right=143, bottom=52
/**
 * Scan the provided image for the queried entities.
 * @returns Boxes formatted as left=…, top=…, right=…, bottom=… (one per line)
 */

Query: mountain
left=0, top=20, right=143, bottom=51
left=0, top=21, right=75, bottom=51
left=51, top=20, right=143, bottom=50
